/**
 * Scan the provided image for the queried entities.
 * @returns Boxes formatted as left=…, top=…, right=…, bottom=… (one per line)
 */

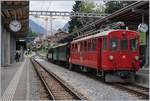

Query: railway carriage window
left=130, top=39, right=138, bottom=51
left=80, top=42, right=82, bottom=51
left=88, top=41, right=91, bottom=51
left=84, top=41, right=87, bottom=51
left=74, top=44, right=75, bottom=51
left=110, top=38, right=118, bottom=51
left=103, top=37, right=107, bottom=50
left=77, top=44, right=80, bottom=52
left=91, top=39, right=96, bottom=51
left=73, top=44, right=75, bottom=52
left=75, top=44, right=76, bottom=51
left=72, top=45, right=74, bottom=51
left=120, top=39, right=128, bottom=51
left=81, top=42, right=85, bottom=51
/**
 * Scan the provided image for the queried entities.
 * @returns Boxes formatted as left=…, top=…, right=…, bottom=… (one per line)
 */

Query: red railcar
left=69, top=30, right=140, bottom=82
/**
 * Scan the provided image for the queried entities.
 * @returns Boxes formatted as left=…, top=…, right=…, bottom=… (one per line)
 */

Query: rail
left=114, top=84, right=149, bottom=99
left=31, top=58, right=84, bottom=100
left=35, top=54, right=149, bottom=99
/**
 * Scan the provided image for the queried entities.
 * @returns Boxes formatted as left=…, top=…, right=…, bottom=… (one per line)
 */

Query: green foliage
left=68, top=0, right=105, bottom=33
left=68, top=1, right=82, bottom=33
left=28, top=28, right=38, bottom=37
left=80, top=0, right=95, bottom=13
left=68, top=1, right=136, bottom=34
left=79, top=0, right=95, bottom=26
left=31, top=32, right=37, bottom=37
left=105, top=1, right=136, bottom=13
left=72, top=25, right=78, bottom=32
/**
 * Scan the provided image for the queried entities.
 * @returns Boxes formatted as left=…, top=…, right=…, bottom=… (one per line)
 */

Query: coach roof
left=52, top=42, right=68, bottom=48
left=71, top=29, right=138, bottom=43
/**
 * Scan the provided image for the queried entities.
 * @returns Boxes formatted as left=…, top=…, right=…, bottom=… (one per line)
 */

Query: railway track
left=81, top=73, right=149, bottom=99
left=36, top=54, right=149, bottom=99
left=81, top=72, right=149, bottom=99
left=113, top=83, right=149, bottom=99
left=31, top=58, right=83, bottom=100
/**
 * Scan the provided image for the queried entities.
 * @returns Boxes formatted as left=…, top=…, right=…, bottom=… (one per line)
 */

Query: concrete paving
left=1, top=62, right=22, bottom=96
left=135, top=67, right=149, bottom=88
left=1, top=57, right=48, bottom=100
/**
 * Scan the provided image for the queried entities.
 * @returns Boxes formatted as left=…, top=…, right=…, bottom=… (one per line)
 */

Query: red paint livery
left=70, top=30, right=140, bottom=76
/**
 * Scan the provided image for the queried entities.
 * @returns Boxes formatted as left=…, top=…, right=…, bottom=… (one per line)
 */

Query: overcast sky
left=30, top=1, right=75, bottom=11
left=30, top=1, right=75, bottom=34
left=29, top=1, right=104, bottom=35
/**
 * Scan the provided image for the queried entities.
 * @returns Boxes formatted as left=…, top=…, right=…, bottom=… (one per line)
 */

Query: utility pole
left=50, top=16, right=53, bottom=36
left=45, top=17, right=48, bottom=36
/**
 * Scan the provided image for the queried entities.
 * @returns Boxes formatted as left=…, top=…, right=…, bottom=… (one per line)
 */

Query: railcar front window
left=120, top=39, right=128, bottom=51
left=110, top=39, right=118, bottom=51
left=130, top=39, right=138, bottom=51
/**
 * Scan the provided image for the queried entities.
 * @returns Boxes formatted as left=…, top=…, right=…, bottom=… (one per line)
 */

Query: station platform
left=1, top=56, right=48, bottom=100
left=135, top=67, right=149, bottom=88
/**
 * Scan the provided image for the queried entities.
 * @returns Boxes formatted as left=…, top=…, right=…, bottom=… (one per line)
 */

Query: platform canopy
left=77, top=1, right=149, bottom=34
left=1, top=1, right=29, bottom=38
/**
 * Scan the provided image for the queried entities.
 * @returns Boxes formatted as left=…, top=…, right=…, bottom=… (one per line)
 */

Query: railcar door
left=118, top=37, right=131, bottom=69
left=109, top=37, right=119, bottom=70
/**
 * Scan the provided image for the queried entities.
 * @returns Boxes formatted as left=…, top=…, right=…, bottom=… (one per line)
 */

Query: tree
left=79, top=0, right=95, bottom=25
left=68, top=0, right=105, bottom=33
left=105, top=1, right=136, bottom=13
left=68, top=1, right=82, bottom=33
left=28, top=28, right=38, bottom=37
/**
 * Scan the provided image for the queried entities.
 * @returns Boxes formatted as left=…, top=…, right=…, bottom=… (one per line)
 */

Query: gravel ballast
left=35, top=57, right=139, bottom=100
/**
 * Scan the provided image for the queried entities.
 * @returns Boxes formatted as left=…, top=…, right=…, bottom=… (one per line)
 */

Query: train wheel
left=80, top=66, right=89, bottom=72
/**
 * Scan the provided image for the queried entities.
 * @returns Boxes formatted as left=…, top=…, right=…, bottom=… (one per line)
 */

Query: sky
left=30, top=1, right=75, bottom=34
left=29, top=0, right=104, bottom=35
left=30, top=1, right=75, bottom=11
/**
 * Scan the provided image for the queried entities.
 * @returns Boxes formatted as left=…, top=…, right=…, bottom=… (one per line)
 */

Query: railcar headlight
left=135, top=56, right=139, bottom=60
left=109, top=55, right=114, bottom=60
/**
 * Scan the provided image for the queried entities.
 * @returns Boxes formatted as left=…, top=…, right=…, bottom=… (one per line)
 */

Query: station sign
left=140, top=32, right=146, bottom=45
left=138, top=23, right=148, bottom=45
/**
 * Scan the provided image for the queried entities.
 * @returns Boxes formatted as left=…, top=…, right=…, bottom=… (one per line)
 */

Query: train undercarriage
left=69, top=63, right=136, bottom=83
